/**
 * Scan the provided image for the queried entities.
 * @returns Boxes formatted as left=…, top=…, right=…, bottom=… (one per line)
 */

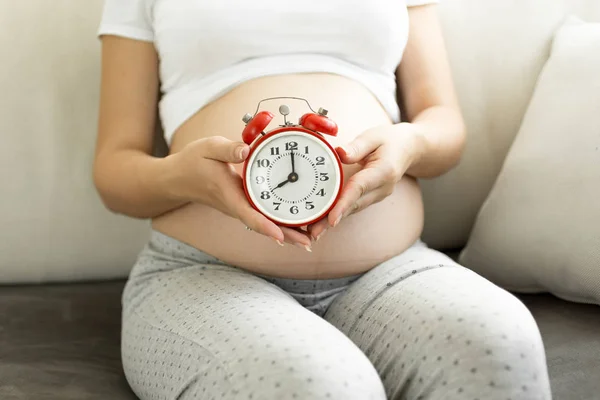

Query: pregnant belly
left=152, top=73, right=424, bottom=279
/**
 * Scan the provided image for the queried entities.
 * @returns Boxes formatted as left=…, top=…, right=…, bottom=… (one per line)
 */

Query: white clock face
left=245, top=130, right=341, bottom=226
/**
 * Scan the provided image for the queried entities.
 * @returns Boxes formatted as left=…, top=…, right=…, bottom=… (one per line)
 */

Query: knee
left=440, top=294, right=545, bottom=363
left=428, top=295, right=551, bottom=397
left=475, top=295, right=544, bottom=358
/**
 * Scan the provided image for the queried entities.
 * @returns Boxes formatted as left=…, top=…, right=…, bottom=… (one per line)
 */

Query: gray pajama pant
left=121, top=230, right=552, bottom=400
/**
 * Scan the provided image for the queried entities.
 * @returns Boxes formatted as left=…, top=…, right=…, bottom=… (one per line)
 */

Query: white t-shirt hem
left=159, top=54, right=401, bottom=145
left=406, top=0, right=439, bottom=6
left=97, top=25, right=154, bottom=42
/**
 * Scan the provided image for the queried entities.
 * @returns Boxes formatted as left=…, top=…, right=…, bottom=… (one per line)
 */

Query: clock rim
left=243, top=126, right=344, bottom=227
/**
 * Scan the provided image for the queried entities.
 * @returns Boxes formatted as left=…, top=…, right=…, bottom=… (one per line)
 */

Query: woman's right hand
left=165, top=136, right=313, bottom=249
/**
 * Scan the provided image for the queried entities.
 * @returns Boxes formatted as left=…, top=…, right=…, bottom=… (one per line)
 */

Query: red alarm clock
left=241, top=97, right=343, bottom=227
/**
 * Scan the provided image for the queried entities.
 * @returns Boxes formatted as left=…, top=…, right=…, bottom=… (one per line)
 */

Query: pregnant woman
left=94, top=1, right=552, bottom=399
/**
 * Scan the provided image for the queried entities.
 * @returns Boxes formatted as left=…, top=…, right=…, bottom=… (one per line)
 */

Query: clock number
left=317, top=189, right=326, bottom=197
left=260, top=191, right=270, bottom=200
left=290, top=205, right=299, bottom=215
left=319, top=173, right=329, bottom=181
left=273, top=202, right=281, bottom=211
left=270, top=147, right=280, bottom=156
left=304, top=146, right=309, bottom=154
left=256, top=159, right=270, bottom=168
left=316, top=156, right=325, bottom=165
left=255, top=176, right=265, bottom=184
left=305, top=201, right=315, bottom=210
left=285, top=141, right=298, bottom=151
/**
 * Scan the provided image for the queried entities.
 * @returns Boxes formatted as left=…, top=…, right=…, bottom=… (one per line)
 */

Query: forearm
left=93, top=149, right=188, bottom=219
left=398, top=104, right=466, bottom=179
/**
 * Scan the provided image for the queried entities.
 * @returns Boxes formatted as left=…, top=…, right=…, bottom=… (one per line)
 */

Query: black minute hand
left=290, top=151, right=295, bottom=173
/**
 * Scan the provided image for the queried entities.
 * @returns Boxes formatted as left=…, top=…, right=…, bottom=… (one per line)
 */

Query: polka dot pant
left=121, top=231, right=552, bottom=400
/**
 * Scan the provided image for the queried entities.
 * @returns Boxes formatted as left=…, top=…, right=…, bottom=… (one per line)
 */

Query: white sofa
left=1, top=1, right=599, bottom=399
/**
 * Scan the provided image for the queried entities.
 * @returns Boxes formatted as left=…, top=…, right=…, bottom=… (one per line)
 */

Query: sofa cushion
left=458, top=17, right=600, bottom=305
left=421, top=0, right=600, bottom=249
left=1, top=281, right=599, bottom=400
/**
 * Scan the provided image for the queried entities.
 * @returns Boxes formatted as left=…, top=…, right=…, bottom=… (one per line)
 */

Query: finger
left=307, top=218, right=329, bottom=241
left=343, top=185, right=392, bottom=219
left=222, top=170, right=285, bottom=243
left=238, top=203, right=284, bottom=242
left=281, top=226, right=313, bottom=250
left=328, top=166, right=387, bottom=227
left=200, top=136, right=250, bottom=163
left=336, top=129, right=385, bottom=164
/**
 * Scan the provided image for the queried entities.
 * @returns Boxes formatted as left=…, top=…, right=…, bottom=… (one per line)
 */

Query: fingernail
left=273, top=238, right=284, bottom=246
left=238, top=146, right=249, bottom=159
left=333, top=215, right=342, bottom=227
left=295, top=243, right=312, bottom=252
left=316, top=230, right=327, bottom=241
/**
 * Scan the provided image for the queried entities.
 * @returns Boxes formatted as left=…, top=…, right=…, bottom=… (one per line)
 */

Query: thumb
left=202, top=136, right=250, bottom=163
left=336, top=130, right=383, bottom=164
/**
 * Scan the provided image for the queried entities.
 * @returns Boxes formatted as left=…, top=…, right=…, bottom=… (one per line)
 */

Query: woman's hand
left=308, top=124, right=421, bottom=241
left=166, top=136, right=313, bottom=249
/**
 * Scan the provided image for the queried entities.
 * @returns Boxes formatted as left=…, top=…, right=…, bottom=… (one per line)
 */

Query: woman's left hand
left=308, top=123, right=421, bottom=241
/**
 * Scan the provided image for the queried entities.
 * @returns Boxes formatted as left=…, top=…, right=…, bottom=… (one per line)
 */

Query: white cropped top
left=98, top=0, right=438, bottom=144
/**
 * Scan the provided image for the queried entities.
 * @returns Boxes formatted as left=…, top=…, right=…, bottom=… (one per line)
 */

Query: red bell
left=242, top=111, right=274, bottom=144
left=299, top=108, right=338, bottom=136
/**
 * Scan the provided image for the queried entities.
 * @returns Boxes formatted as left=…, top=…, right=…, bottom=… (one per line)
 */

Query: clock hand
left=290, top=151, right=295, bottom=174
left=273, top=178, right=290, bottom=190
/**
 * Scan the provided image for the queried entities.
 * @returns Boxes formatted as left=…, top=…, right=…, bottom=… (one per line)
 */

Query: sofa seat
left=0, top=281, right=598, bottom=400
